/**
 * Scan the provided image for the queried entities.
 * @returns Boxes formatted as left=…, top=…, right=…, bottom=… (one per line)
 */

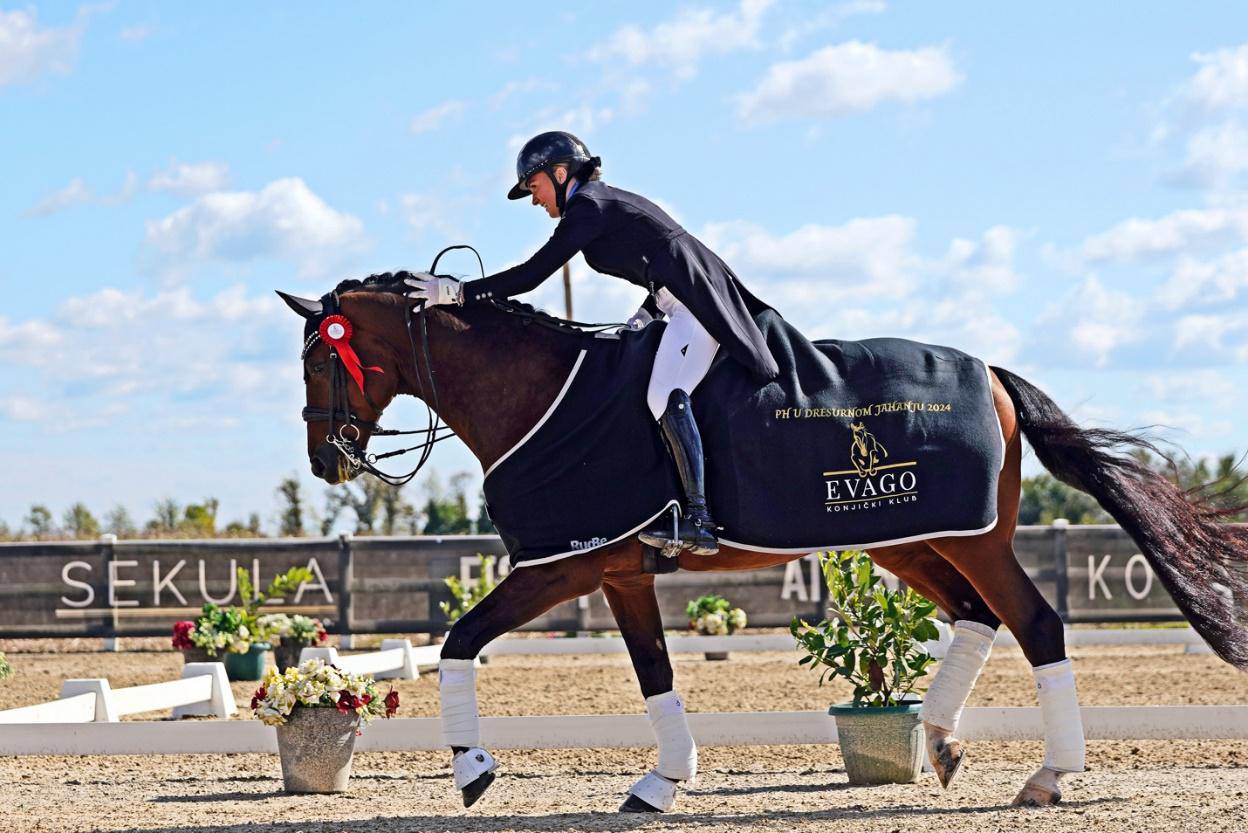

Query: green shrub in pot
left=791, top=550, right=940, bottom=784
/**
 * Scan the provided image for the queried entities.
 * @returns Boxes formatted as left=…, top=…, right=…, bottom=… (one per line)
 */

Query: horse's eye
left=311, top=362, right=326, bottom=375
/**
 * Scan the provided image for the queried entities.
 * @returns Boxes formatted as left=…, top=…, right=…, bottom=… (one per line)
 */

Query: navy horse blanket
left=482, top=309, right=1004, bottom=567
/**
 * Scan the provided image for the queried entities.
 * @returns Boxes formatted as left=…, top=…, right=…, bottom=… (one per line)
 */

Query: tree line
left=0, top=470, right=494, bottom=542
left=3, top=450, right=1243, bottom=542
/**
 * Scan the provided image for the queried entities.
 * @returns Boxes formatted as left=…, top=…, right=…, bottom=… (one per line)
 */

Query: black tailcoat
left=462, top=181, right=782, bottom=380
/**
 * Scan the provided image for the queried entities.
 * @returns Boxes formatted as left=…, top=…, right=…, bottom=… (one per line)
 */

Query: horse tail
left=991, top=365, right=1248, bottom=670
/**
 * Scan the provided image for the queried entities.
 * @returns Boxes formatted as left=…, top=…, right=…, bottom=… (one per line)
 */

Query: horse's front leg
left=439, top=554, right=606, bottom=808
left=601, top=568, right=697, bottom=814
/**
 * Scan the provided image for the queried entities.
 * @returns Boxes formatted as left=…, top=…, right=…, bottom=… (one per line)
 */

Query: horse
left=279, top=275, right=1248, bottom=812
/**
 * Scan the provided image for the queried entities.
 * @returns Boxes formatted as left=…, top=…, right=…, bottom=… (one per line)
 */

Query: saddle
left=483, top=309, right=1004, bottom=567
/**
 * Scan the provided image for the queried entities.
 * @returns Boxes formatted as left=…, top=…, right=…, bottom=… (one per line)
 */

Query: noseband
left=299, top=246, right=481, bottom=486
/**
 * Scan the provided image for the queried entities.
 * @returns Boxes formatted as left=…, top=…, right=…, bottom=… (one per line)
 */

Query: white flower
left=256, top=705, right=286, bottom=726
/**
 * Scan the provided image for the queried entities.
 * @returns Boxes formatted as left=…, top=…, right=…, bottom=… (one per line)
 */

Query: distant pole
left=562, top=262, right=573, bottom=319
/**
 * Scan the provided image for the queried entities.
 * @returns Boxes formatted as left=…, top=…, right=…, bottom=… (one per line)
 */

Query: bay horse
left=280, top=276, right=1248, bottom=812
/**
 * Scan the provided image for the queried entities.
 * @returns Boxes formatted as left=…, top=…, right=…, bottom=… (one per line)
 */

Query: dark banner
left=0, top=524, right=1206, bottom=638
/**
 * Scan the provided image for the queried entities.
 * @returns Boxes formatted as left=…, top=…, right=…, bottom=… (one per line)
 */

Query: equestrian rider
left=404, top=131, right=781, bottom=555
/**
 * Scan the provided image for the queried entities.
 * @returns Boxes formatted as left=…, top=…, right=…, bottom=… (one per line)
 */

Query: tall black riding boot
left=638, top=389, right=720, bottom=556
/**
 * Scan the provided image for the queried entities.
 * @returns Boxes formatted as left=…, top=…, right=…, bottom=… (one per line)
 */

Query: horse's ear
left=275, top=291, right=322, bottom=319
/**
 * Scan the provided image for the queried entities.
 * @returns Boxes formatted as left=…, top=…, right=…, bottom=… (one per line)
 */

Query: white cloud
left=410, top=99, right=465, bottom=134
left=1142, top=370, right=1238, bottom=407
left=942, top=225, right=1022, bottom=292
left=1080, top=205, right=1248, bottom=263
left=0, top=285, right=299, bottom=431
left=142, top=177, right=366, bottom=275
left=585, top=0, right=774, bottom=82
left=147, top=160, right=230, bottom=196
left=737, top=40, right=961, bottom=124
left=778, top=1, right=887, bottom=53
left=26, top=177, right=92, bottom=215
left=488, top=78, right=554, bottom=110
left=1156, top=248, right=1248, bottom=309
left=399, top=192, right=462, bottom=240
left=700, top=215, right=919, bottom=297
left=1173, top=310, right=1248, bottom=361
left=1170, top=121, right=1248, bottom=188
left=119, top=24, right=153, bottom=43
left=1184, top=43, right=1248, bottom=113
left=0, top=8, right=81, bottom=87
left=1034, top=276, right=1146, bottom=368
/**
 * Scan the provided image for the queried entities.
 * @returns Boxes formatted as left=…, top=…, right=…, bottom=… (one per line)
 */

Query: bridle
left=299, top=246, right=481, bottom=487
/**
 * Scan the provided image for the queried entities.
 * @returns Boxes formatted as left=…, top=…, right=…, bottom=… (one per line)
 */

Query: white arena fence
left=0, top=662, right=235, bottom=724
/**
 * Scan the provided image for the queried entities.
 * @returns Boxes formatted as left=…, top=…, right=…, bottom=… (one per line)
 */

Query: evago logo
left=824, top=422, right=919, bottom=513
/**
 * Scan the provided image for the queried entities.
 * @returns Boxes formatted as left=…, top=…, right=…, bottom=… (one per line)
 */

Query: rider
left=404, top=131, right=781, bottom=555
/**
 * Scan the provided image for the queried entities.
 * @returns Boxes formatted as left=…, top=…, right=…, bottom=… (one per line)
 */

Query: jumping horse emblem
left=849, top=421, right=888, bottom=477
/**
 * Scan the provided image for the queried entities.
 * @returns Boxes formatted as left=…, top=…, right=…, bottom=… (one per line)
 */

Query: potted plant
left=791, top=549, right=939, bottom=785
left=686, top=594, right=747, bottom=660
left=440, top=555, right=498, bottom=660
left=186, top=565, right=314, bottom=681
left=251, top=658, right=399, bottom=793
left=260, top=613, right=331, bottom=671
left=172, top=620, right=213, bottom=664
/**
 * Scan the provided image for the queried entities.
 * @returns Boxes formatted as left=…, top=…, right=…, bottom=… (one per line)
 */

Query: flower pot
left=180, top=646, right=214, bottom=665
left=828, top=702, right=924, bottom=785
left=223, top=643, right=271, bottom=681
left=273, top=641, right=305, bottom=672
left=276, top=706, right=361, bottom=793
left=703, top=651, right=730, bottom=661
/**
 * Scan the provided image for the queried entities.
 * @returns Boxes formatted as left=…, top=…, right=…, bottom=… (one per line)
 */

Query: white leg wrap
left=629, top=770, right=679, bottom=812
left=439, top=658, right=480, bottom=749
left=646, top=690, right=697, bottom=781
left=1034, top=658, right=1085, bottom=773
left=919, top=620, right=995, bottom=732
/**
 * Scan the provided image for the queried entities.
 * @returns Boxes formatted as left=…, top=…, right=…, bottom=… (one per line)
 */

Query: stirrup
left=638, top=505, right=719, bottom=556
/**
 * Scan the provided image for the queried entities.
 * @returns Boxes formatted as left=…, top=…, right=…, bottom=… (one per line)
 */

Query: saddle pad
left=482, top=309, right=1004, bottom=567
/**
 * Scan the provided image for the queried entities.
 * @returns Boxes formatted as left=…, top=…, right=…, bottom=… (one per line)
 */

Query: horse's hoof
left=620, top=793, right=663, bottom=813
left=932, top=737, right=965, bottom=790
left=1011, top=780, right=1061, bottom=807
left=460, top=770, right=496, bottom=808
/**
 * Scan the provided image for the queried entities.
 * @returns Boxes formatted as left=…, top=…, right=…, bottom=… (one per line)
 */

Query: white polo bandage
left=646, top=690, right=697, bottom=781
left=629, top=770, right=679, bottom=812
left=1033, top=658, right=1085, bottom=772
left=919, top=619, right=995, bottom=732
left=439, top=658, right=481, bottom=749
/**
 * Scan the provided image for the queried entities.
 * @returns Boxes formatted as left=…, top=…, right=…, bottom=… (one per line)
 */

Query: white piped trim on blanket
left=984, top=362, right=1007, bottom=473
left=717, top=513, right=999, bottom=556
left=510, top=499, right=681, bottom=568
left=484, top=349, right=587, bottom=481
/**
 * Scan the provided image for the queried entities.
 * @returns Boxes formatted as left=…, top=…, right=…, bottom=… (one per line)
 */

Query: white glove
left=626, top=306, right=655, bottom=330
left=404, top=273, right=463, bottom=307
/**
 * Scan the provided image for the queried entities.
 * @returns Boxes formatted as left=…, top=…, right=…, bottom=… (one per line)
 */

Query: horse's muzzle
left=310, top=442, right=346, bottom=483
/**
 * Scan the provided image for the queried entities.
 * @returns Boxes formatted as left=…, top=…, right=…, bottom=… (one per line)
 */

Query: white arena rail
left=300, top=638, right=422, bottom=679
left=2, top=705, right=1245, bottom=755
left=0, top=662, right=235, bottom=724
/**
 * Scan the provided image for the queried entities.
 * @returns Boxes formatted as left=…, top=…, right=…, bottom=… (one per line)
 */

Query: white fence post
left=172, top=663, right=236, bottom=719
left=300, top=646, right=340, bottom=666
left=376, top=639, right=418, bottom=680
left=60, top=679, right=118, bottom=722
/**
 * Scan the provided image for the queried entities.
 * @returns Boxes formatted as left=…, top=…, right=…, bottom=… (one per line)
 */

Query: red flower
left=316, top=628, right=328, bottom=645
left=360, top=693, right=372, bottom=705
left=171, top=621, right=195, bottom=650
left=384, top=689, right=400, bottom=718
left=250, top=686, right=267, bottom=711
left=336, top=690, right=362, bottom=713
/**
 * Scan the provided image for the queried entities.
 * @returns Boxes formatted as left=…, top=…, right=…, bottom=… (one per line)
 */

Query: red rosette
left=315, top=314, right=383, bottom=394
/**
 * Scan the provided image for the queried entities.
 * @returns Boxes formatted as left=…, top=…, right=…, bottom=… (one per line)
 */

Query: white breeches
left=646, top=289, right=720, bottom=420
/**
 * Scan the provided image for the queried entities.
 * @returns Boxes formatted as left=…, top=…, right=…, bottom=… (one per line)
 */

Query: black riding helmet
left=507, top=131, right=601, bottom=213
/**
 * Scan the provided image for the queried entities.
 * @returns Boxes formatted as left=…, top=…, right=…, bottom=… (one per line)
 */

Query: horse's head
left=278, top=284, right=408, bottom=485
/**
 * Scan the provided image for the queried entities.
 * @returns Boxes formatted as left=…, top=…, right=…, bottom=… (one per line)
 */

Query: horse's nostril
left=310, top=456, right=325, bottom=477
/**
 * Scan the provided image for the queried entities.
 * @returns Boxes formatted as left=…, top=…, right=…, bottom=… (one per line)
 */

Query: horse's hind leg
left=869, top=542, right=1000, bottom=790
left=439, top=553, right=606, bottom=808
left=600, top=569, right=696, bottom=814
left=927, top=534, right=1082, bottom=806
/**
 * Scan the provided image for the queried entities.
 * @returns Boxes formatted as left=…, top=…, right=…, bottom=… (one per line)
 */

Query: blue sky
left=3, top=1, right=1247, bottom=533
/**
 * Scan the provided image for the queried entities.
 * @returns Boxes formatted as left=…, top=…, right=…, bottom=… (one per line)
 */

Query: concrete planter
left=276, top=706, right=361, bottom=793
left=223, top=644, right=270, bottom=681
left=180, top=646, right=214, bottom=665
left=828, top=702, right=924, bottom=785
left=273, top=641, right=306, bottom=672
left=703, top=651, right=730, bottom=661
